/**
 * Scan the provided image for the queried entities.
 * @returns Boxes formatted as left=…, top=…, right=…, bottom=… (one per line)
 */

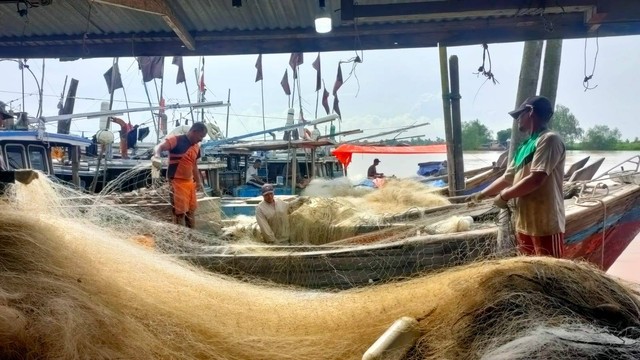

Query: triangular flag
left=137, top=56, right=164, bottom=83
left=332, top=63, right=343, bottom=96
left=322, top=86, right=330, bottom=115
left=103, top=63, right=123, bottom=94
left=333, top=95, right=341, bottom=118
left=255, top=54, right=263, bottom=82
left=312, top=53, right=321, bottom=92
left=172, top=56, right=186, bottom=84
left=289, top=52, right=304, bottom=79
left=281, top=69, right=291, bottom=95
left=198, top=58, right=206, bottom=99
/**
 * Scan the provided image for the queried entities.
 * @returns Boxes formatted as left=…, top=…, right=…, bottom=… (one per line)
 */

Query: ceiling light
left=315, top=0, right=332, bottom=34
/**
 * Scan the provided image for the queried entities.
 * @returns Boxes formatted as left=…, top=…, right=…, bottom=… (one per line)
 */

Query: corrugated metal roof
left=0, top=0, right=639, bottom=58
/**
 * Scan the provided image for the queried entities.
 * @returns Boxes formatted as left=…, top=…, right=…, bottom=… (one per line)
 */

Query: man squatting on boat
left=153, top=122, right=208, bottom=228
left=255, top=183, right=307, bottom=244
left=467, top=96, right=566, bottom=257
left=246, top=159, right=266, bottom=188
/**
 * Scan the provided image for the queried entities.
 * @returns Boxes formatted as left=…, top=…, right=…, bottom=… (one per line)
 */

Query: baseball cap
left=261, top=184, right=274, bottom=195
left=508, top=96, right=554, bottom=120
left=374, top=158, right=381, bottom=163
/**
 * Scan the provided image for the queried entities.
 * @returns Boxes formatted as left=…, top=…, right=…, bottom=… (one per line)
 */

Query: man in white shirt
left=246, top=159, right=265, bottom=188
left=255, top=184, right=308, bottom=244
left=255, top=184, right=289, bottom=243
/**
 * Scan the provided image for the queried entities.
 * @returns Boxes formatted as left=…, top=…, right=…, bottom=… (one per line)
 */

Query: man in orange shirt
left=153, top=122, right=208, bottom=228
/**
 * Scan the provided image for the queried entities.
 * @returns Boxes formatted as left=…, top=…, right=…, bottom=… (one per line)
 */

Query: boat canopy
left=332, top=144, right=447, bottom=168
left=208, top=139, right=335, bottom=155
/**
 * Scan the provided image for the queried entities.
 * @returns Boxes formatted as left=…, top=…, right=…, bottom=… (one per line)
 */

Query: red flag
left=281, top=69, right=291, bottom=95
left=312, top=53, right=321, bottom=92
left=255, top=54, right=263, bottom=82
left=289, top=52, right=304, bottom=79
left=199, top=72, right=205, bottom=92
left=172, top=56, right=185, bottom=84
left=137, top=56, right=164, bottom=82
left=333, top=95, right=341, bottom=118
left=322, top=87, right=330, bottom=115
left=332, top=63, right=343, bottom=95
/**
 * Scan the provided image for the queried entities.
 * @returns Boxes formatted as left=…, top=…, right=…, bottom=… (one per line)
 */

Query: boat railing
left=592, top=154, right=640, bottom=184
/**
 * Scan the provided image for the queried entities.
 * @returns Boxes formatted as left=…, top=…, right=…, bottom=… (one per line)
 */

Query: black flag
left=103, top=64, right=123, bottom=94
left=137, top=56, right=164, bottom=82
left=172, top=56, right=186, bottom=84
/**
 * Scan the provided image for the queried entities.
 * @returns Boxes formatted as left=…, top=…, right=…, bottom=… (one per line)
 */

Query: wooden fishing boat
left=180, top=156, right=640, bottom=290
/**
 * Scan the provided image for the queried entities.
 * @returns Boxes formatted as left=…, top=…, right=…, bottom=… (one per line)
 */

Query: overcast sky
left=1, top=33, right=638, bottom=142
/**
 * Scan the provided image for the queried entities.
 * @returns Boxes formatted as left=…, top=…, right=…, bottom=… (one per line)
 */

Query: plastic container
left=362, top=317, right=420, bottom=360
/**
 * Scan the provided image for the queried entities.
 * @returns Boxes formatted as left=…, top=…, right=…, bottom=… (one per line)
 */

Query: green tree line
left=378, top=104, right=636, bottom=150
left=459, top=104, right=636, bottom=151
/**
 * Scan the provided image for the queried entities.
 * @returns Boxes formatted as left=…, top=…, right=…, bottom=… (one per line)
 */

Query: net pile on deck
left=225, top=178, right=482, bottom=245
left=1, top=177, right=640, bottom=359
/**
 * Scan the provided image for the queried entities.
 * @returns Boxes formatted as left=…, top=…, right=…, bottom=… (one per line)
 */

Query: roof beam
left=341, top=0, right=600, bottom=21
left=3, top=11, right=640, bottom=58
left=92, top=0, right=195, bottom=50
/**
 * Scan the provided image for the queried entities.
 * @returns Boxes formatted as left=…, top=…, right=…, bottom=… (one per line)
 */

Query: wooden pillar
left=540, top=39, right=563, bottom=109
left=310, top=148, right=316, bottom=178
left=71, top=146, right=80, bottom=187
left=438, top=45, right=456, bottom=196
left=291, top=149, right=297, bottom=194
left=508, top=41, right=544, bottom=163
left=448, top=55, right=465, bottom=193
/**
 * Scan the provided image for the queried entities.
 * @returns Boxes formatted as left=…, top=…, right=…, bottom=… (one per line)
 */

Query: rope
left=495, top=205, right=516, bottom=256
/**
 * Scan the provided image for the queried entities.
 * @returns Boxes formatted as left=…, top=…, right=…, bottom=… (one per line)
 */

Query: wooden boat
left=180, top=156, right=640, bottom=290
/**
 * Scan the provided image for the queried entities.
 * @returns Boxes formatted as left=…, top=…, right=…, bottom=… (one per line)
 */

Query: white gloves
left=151, top=156, right=163, bottom=170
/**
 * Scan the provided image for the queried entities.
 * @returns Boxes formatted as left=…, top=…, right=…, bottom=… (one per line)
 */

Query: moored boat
left=179, top=156, right=640, bottom=289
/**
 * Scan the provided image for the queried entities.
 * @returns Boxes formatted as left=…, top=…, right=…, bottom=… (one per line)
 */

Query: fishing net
left=91, top=171, right=521, bottom=289
left=1, top=179, right=640, bottom=360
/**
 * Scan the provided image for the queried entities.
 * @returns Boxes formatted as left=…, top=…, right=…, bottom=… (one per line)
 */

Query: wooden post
left=214, top=169, right=220, bottom=195
left=71, top=145, right=80, bottom=187
left=225, top=88, right=231, bottom=137
left=310, top=148, right=316, bottom=178
left=540, top=39, right=563, bottom=109
left=291, top=149, right=297, bottom=195
left=438, top=45, right=456, bottom=197
left=448, top=55, right=465, bottom=194
left=508, top=41, right=544, bottom=163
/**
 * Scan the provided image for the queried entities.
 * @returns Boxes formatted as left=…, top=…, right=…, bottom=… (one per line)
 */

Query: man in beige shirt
left=468, top=96, right=566, bottom=257
left=255, top=184, right=308, bottom=244
left=256, top=184, right=290, bottom=244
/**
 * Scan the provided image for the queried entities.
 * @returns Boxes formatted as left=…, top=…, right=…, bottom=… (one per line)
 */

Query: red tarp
left=331, top=144, right=447, bottom=168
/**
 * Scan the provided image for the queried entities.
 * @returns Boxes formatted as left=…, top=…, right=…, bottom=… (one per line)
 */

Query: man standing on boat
left=153, top=122, right=208, bottom=229
left=467, top=96, right=566, bottom=258
left=367, top=158, right=384, bottom=179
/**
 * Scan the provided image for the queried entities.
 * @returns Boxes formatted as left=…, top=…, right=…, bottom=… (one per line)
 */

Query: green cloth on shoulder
left=513, top=132, right=541, bottom=168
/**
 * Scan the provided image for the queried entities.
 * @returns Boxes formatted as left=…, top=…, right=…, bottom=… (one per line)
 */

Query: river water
left=346, top=150, right=640, bottom=283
